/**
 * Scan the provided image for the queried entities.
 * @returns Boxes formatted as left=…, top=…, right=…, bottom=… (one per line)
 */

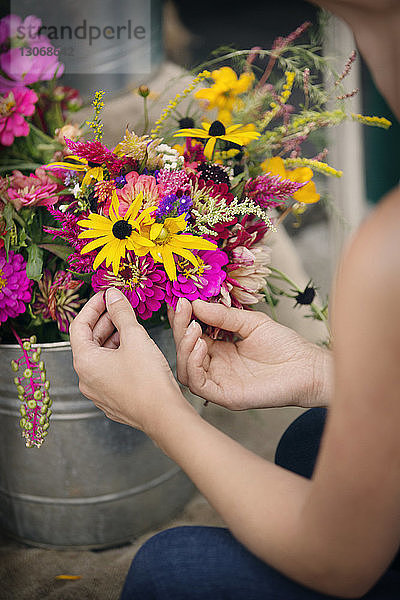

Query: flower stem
left=143, top=96, right=149, bottom=135
left=262, top=286, right=278, bottom=321
left=276, top=205, right=293, bottom=226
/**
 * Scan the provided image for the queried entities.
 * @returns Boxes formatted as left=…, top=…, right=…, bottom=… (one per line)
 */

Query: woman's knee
left=120, top=526, right=220, bottom=599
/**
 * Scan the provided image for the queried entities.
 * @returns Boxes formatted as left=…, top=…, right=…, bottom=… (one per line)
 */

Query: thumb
left=191, top=300, right=268, bottom=338
left=105, top=288, right=141, bottom=342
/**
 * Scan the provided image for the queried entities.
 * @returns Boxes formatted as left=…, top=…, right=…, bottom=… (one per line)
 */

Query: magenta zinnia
left=0, top=248, right=32, bottom=323
left=32, top=270, right=84, bottom=333
left=165, top=249, right=228, bottom=308
left=91, top=252, right=166, bottom=320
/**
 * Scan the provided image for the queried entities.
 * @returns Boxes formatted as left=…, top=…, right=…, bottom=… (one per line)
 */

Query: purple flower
left=0, top=248, right=32, bottom=323
left=165, top=249, right=228, bottom=309
left=92, top=252, right=167, bottom=320
left=32, top=270, right=84, bottom=333
left=0, top=15, right=64, bottom=91
left=114, top=175, right=127, bottom=188
left=156, top=192, right=193, bottom=220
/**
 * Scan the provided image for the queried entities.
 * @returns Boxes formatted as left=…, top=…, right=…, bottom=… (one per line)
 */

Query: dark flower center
left=198, top=163, right=230, bottom=186
left=179, top=117, right=195, bottom=129
left=208, top=120, right=226, bottom=137
left=112, top=220, right=133, bottom=239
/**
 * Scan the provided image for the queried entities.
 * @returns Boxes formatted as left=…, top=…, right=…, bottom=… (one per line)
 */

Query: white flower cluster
left=158, top=143, right=184, bottom=171
left=188, top=190, right=277, bottom=237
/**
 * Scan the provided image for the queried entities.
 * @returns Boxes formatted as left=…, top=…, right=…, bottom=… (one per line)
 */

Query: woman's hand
left=70, top=288, right=184, bottom=432
left=169, top=298, right=332, bottom=410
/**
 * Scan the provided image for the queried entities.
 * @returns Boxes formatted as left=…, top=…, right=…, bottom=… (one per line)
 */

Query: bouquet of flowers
left=1, top=17, right=391, bottom=448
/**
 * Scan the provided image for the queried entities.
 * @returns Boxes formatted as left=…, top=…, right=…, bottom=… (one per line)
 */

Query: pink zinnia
left=5, top=168, right=59, bottom=210
left=0, top=87, right=38, bottom=146
left=0, top=248, right=32, bottom=323
left=111, top=171, right=163, bottom=215
left=92, top=252, right=166, bottom=320
left=0, top=15, right=64, bottom=91
left=165, top=249, right=228, bottom=309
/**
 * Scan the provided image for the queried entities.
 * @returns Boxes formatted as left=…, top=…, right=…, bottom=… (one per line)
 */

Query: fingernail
left=194, top=338, right=203, bottom=352
left=106, top=287, right=122, bottom=305
left=176, top=298, right=183, bottom=313
left=184, top=320, right=197, bottom=335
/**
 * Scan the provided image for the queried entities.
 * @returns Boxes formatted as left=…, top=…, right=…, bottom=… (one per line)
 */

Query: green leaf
left=26, top=244, right=43, bottom=281
left=230, top=173, right=246, bottom=198
left=38, top=243, right=73, bottom=261
left=67, top=270, right=94, bottom=283
left=0, top=163, right=42, bottom=174
left=3, top=202, right=14, bottom=230
left=230, top=173, right=245, bottom=188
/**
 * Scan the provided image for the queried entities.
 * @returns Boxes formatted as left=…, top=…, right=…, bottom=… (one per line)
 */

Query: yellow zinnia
left=148, top=214, right=217, bottom=281
left=174, top=120, right=260, bottom=160
left=46, top=155, right=104, bottom=187
left=77, top=191, right=155, bottom=275
left=261, top=157, right=320, bottom=204
left=195, top=67, right=254, bottom=124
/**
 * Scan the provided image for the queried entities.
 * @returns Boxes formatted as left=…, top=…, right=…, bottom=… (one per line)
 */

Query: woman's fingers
left=167, top=305, right=174, bottom=328
left=103, top=330, right=120, bottom=349
left=176, top=320, right=202, bottom=385
left=186, top=338, right=222, bottom=402
left=92, top=311, right=117, bottom=347
left=70, top=291, right=106, bottom=354
left=191, top=300, right=268, bottom=338
left=105, top=288, right=141, bottom=346
left=171, top=298, right=192, bottom=350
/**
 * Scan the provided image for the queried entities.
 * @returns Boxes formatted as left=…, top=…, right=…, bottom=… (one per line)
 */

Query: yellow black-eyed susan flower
left=173, top=120, right=260, bottom=160
left=77, top=191, right=155, bottom=275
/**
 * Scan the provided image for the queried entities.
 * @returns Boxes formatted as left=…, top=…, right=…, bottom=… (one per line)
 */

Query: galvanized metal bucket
left=0, top=326, right=198, bottom=549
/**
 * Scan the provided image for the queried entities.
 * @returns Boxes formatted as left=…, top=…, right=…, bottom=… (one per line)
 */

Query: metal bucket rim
left=0, top=324, right=168, bottom=351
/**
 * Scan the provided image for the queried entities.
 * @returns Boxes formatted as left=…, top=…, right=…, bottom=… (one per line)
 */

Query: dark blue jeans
left=120, top=408, right=400, bottom=599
